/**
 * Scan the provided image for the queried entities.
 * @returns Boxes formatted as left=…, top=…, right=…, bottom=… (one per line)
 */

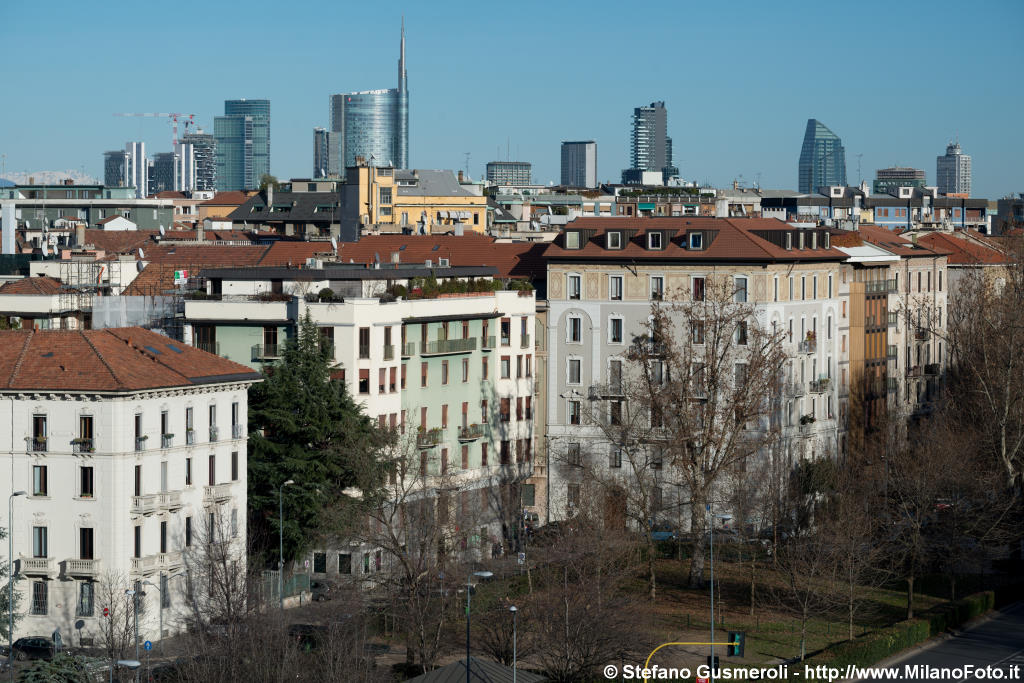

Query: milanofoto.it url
left=603, top=663, right=1022, bottom=681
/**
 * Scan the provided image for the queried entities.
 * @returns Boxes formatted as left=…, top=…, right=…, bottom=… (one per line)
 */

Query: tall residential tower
left=329, top=22, right=409, bottom=169
left=214, top=99, right=271, bottom=191
left=622, top=102, right=677, bottom=185
left=561, top=141, right=597, bottom=188
left=936, top=142, right=971, bottom=195
left=798, top=119, right=847, bottom=193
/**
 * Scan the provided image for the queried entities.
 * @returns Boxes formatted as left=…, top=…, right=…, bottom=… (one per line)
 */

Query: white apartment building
left=1, top=327, right=260, bottom=643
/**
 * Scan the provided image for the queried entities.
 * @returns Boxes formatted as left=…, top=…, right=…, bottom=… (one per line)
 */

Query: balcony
left=914, top=328, right=930, bottom=341
left=157, top=551, right=183, bottom=571
left=131, top=494, right=158, bottom=516
left=209, top=426, right=219, bottom=442
left=71, top=438, right=94, bottom=454
left=888, top=377, right=898, bottom=393
left=416, top=428, right=445, bottom=448
left=203, top=483, right=232, bottom=505
left=924, top=363, right=940, bottom=376
left=130, top=555, right=159, bottom=574
left=135, top=436, right=148, bottom=452
left=423, top=338, right=477, bottom=355
left=358, top=345, right=370, bottom=359
left=65, top=558, right=101, bottom=578
left=888, top=311, right=899, bottom=326
left=457, top=424, right=486, bottom=441
left=788, top=382, right=805, bottom=397
left=160, top=434, right=174, bottom=449
left=252, top=344, right=283, bottom=361
left=20, top=557, right=55, bottom=577
left=481, top=336, right=496, bottom=350
left=865, top=279, right=897, bottom=294
left=186, top=429, right=196, bottom=445
left=402, top=342, right=416, bottom=357
left=798, top=339, right=817, bottom=354
left=158, top=491, right=183, bottom=511
left=195, top=341, right=220, bottom=356
left=520, top=334, right=531, bottom=349
left=809, top=378, right=831, bottom=393
left=383, top=344, right=395, bottom=361
left=27, top=437, right=47, bottom=453
left=907, top=365, right=923, bottom=378
left=232, top=424, right=244, bottom=439
left=887, top=345, right=898, bottom=359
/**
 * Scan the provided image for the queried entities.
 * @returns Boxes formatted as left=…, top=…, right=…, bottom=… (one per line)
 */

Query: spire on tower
left=398, top=17, right=406, bottom=92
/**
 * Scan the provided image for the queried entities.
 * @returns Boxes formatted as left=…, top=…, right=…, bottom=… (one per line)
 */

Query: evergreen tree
left=248, top=314, right=392, bottom=565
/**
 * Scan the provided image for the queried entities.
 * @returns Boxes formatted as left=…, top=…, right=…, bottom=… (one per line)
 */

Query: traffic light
left=727, top=631, right=745, bottom=657
left=707, top=655, right=720, bottom=670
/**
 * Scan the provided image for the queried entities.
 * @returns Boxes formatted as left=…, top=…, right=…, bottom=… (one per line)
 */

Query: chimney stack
left=76, top=223, right=86, bottom=248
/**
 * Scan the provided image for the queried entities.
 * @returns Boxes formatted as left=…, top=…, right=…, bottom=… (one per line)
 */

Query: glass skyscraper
left=622, top=102, right=677, bottom=184
left=329, top=22, right=408, bottom=169
left=798, top=119, right=847, bottom=193
left=214, top=99, right=270, bottom=191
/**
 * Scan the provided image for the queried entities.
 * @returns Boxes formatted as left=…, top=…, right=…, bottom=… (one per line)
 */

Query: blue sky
left=2, top=0, right=1022, bottom=197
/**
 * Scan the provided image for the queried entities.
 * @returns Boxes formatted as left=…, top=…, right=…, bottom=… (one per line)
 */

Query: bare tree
left=92, top=572, right=136, bottom=671
left=180, top=509, right=255, bottom=637
left=766, top=528, right=834, bottom=661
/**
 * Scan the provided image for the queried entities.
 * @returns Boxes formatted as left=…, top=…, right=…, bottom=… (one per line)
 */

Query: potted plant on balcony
left=799, top=414, right=816, bottom=426
left=805, top=330, right=816, bottom=342
left=70, top=437, right=95, bottom=453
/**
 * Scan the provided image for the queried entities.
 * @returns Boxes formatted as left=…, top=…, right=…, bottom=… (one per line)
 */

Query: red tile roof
left=258, top=241, right=336, bottom=266
left=82, top=229, right=156, bottom=254
left=917, top=232, right=1011, bottom=265
left=0, top=276, right=66, bottom=295
left=0, top=327, right=260, bottom=392
left=856, top=224, right=951, bottom=258
left=545, top=217, right=846, bottom=262
left=154, top=191, right=186, bottom=199
left=334, top=234, right=543, bottom=278
left=123, top=245, right=270, bottom=296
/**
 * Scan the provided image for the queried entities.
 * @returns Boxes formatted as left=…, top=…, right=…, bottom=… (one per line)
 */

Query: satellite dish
left=330, top=236, right=338, bottom=251
left=138, top=247, right=145, bottom=259
left=41, top=243, right=49, bottom=256
left=159, top=225, right=166, bottom=237
left=25, top=220, right=31, bottom=228
left=136, top=261, right=145, bottom=272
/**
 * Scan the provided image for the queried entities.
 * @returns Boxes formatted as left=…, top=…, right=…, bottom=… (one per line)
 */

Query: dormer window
left=785, top=232, right=793, bottom=250
left=565, top=231, right=581, bottom=250
left=689, top=232, right=703, bottom=250
left=607, top=231, right=623, bottom=250
left=648, top=232, right=663, bottom=250
left=824, top=232, right=831, bottom=249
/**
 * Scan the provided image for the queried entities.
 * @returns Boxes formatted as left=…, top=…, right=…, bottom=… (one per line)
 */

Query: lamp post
left=124, top=589, right=140, bottom=683
left=7, top=490, right=26, bottom=683
left=278, top=480, right=294, bottom=611
left=465, top=570, right=493, bottom=683
left=509, top=605, right=518, bottom=683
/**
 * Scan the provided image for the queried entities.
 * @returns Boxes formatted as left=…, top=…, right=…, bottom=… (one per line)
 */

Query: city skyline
left=1, top=0, right=1021, bottom=197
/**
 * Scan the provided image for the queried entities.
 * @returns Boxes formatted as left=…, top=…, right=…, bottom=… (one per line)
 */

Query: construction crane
left=113, top=113, right=197, bottom=146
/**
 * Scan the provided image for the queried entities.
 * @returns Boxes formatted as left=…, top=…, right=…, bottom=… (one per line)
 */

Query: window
left=500, top=398, right=511, bottom=423
left=567, top=484, right=581, bottom=509
left=500, top=440, right=511, bottom=464
left=501, top=318, right=511, bottom=346
left=32, top=526, right=47, bottom=558
left=648, top=232, right=663, bottom=250
left=828, top=274, right=834, bottom=298
left=789, top=277, right=794, bottom=300
left=812, top=275, right=818, bottom=299
left=160, top=573, right=170, bottom=609
left=79, top=466, right=94, bottom=498
left=568, top=359, right=581, bottom=385
left=567, top=316, right=582, bottom=343
left=939, top=271, right=943, bottom=291
left=609, top=446, right=623, bottom=468
left=358, top=327, right=370, bottom=358
left=567, top=274, right=581, bottom=300
left=568, top=400, right=581, bottom=425
left=313, top=553, right=327, bottom=574
left=609, top=275, right=623, bottom=301
left=565, top=231, right=581, bottom=249
left=160, top=521, right=168, bottom=554
left=481, top=442, right=488, bottom=467
left=231, top=451, right=239, bottom=481
left=442, top=404, right=449, bottom=429
left=609, top=359, right=623, bottom=394
left=462, top=358, right=469, bottom=383
left=607, top=231, right=622, bottom=249
left=692, top=277, right=705, bottom=301
left=421, top=362, right=428, bottom=387
left=185, top=458, right=192, bottom=486
left=31, top=414, right=46, bottom=451
left=801, top=276, right=806, bottom=300
left=526, top=355, right=532, bottom=377
left=691, top=320, right=705, bottom=345
left=441, top=360, right=449, bottom=385
left=378, top=368, right=386, bottom=393
left=208, top=454, right=216, bottom=485
left=689, top=232, right=703, bottom=250
left=77, top=582, right=94, bottom=617
left=32, top=465, right=47, bottom=496
left=185, top=517, right=193, bottom=547
left=481, top=356, right=489, bottom=380
left=736, top=321, right=748, bottom=345
left=160, top=461, right=168, bottom=492
left=31, top=582, right=47, bottom=616
left=185, top=407, right=194, bottom=443
left=609, top=317, right=623, bottom=343
left=390, top=367, right=397, bottom=392
left=338, top=553, right=352, bottom=574
left=734, top=277, right=748, bottom=303
left=827, top=315, right=833, bottom=340
left=500, top=356, right=511, bottom=378
left=516, top=355, right=523, bottom=378
left=134, top=526, right=142, bottom=558
left=610, top=400, right=623, bottom=425
left=651, top=276, right=664, bottom=300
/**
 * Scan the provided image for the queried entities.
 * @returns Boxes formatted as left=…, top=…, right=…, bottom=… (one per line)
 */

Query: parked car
left=11, top=636, right=55, bottom=661
left=310, top=580, right=336, bottom=602
left=649, top=522, right=678, bottom=542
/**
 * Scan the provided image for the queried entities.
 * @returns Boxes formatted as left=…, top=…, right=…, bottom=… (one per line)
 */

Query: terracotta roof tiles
left=917, top=232, right=1011, bottom=265
left=0, top=276, right=65, bottom=295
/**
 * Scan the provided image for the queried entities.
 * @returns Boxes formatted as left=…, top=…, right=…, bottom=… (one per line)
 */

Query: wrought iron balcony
left=161, top=434, right=174, bottom=449
left=252, top=344, right=283, bottom=361
left=209, top=426, right=219, bottom=442
left=915, top=328, right=930, bottom=341
left=186, top=429, right=196, bottom=445
left=72, top=438, right=94, bottom=454
left=232, top=424, right=244, bottom=439
left=457, top=424, right=486, bottom=441
left=135, top=436, right=148, bottom=452
left=809, top=378, right=831, bottom=393
left=416, top=428, right=445, bottom=448
left=27, top=437, right=47, bottom=453
left=195, top=341, right=220, bottom=355
left=798, top=339, right=817, bottom=354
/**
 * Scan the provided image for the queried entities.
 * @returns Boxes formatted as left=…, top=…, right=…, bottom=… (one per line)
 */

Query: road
left=871, top=602, right=1024, bottom=681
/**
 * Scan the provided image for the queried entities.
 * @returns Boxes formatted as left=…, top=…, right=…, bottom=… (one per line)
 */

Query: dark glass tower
left=214, top=99, right=270, bottom=191
left=798, top=119, right=847, bottom=193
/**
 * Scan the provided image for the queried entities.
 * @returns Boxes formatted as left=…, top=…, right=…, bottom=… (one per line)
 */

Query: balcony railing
left=500, top=336, right=511, bottom=347
left=20, top=557, right=55, bottom=576
left=358, top=345, right=370, bottom=359
left=203, top=483, right=232, bottom=504
left=865, top=279, right=897, bottom=294
left=28, top=437, right=47, bottom=453
left=914, top=328, right=930, bottom=341
left=481, top=336, right=496, bottom=350
left=186, top=429, right=196, bottom=445
left=232, top=424, right=244, bottom=439
left=402, top=342, right=416, bottom=357
left=416, top=428, right=445, bottom=448
left=888, top=311, right=899, bottom=326
left=788, top=382, right=805, bottom=397
left=457, top=424, right=486, bottom=441
left=520, top=334, right=531, bottom=349
left=65, top=558, right=101, bottom=578
left=252, top=344, right=283, bottom=361
left=135, top=436, right=148, bottom=452
left=209, top=426, right=219, bottom=442
left=423, top=338, right=477, bottom=355
left=130, top=555, right=159, bottom=573
left=907, top=366, right=923, bottom=378
left=72, top=438, right=94, bottom=454
left=131, top=494, right=158, bottom=515
left=157, top=551, right=183, bottom=570
left=161, top=434, right=174, bottom=449
left=798, top=339, right=817, bottom=353
left=158, top=491, right=183, bottom=511
left=924, top=363, right=940, bottom=375
left=809, top=378, right=831, bottom=393
left=195, top=341, right=220, bottom=355
left=887, top=345, right=898, bottom=359
left=383, top=344, right=395, bottom=361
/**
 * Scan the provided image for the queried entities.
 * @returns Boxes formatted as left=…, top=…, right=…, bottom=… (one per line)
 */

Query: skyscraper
left=313, top=127, right=340, bottom=178
left=214, top=99, right=270, bottom=191
left=103, top=150, right=126, bottom=188
left=125, top=141, right=147, bottom=198
left=150, top=152, right=176, bottom=195
left=561, top=141, right=597, bottom=188
left=936, top=142, right=971, bottom=195
left=798, top=119, right=847, bottom=193
left=181, top=129, right=216, bottom=191
left=622, top=102, right=677, bottom=184
left=486, top=161, right=531, bottom=186
left=873, top=167, right=926, bottom=194
left=174, top=142, right=196, bottom=192
left=330, top=22, right=409, bottom=169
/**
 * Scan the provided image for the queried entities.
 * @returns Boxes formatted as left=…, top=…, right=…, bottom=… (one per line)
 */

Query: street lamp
left=278, top=480, right=294, bottom=611
left=7, top=490, right=26, bottom=683
left=143, top=572, right=180, bottom=655
left=509, top=605, right=518, bottom=683
left=124, top=590, right=140, bottom=683
left=465, top=570, right=493, bottom=683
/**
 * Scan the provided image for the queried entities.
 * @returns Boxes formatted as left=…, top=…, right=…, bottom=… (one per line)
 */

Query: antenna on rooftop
left=856, top=154, right=863, bottom=184
left=464, top=152, right=470, bottom=178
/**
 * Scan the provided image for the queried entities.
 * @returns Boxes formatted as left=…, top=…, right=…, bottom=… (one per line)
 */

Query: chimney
left=266, top=184, right=274, bottom=208
left=458, top=170, right=465, bottom=183
left=197, top=219, right=205, bottom=243
left=75, top=223, right=86, bottom=248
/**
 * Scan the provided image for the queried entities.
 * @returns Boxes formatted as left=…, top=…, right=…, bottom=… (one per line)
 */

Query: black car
left=11, top=636, right=55, bottom=661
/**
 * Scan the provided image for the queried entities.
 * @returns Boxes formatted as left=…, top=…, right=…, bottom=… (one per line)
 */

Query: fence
left=261, top=570, right=311, bottom=606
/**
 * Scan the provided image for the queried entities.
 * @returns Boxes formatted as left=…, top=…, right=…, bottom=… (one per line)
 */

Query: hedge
left=799, top=591, right=994, bottom=671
